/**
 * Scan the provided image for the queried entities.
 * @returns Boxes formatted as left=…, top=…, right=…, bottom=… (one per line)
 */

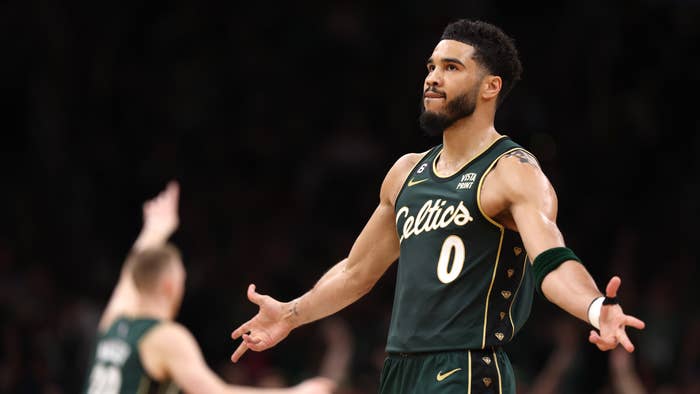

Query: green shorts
left=378, top=348, right=515, bottom=394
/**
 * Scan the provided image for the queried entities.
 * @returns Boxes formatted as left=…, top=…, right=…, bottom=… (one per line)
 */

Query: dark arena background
left=1, top=0, right=699, bottom=393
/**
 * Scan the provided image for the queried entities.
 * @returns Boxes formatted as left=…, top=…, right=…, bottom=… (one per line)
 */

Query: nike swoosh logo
left=436, top=368, right=462, bottom=381
left=407, top=178, right=429, bottom=187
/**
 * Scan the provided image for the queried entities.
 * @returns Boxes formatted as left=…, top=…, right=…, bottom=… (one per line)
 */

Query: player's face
left=419, top=40, right=484, bottom=135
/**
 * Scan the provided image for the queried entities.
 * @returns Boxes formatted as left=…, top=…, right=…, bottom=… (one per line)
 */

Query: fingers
left=242, top=333, right=264, bottom=350
left=589, top=330, right=618, bottom=351
left=606, top=276, right=621, bottom=298
left=247, top=284, right=264, bottom=305
left=143, top=182, right=179, bottom=212
left=166, top=180, right=180, bottom=196
left=617, top=330, right=635, bottom=353
left=231, top=325, right=246, bottom=340
left=590, top=327, right=638, bottom=353
left=167, top=181, right=180, bottom=204
left=625, top=315, right=646, bottom=330
left=231, top=319, right=253, bottom=339
left=231, top=333, right=269, bottom=363
left=231, top=342, right=248, bottom=363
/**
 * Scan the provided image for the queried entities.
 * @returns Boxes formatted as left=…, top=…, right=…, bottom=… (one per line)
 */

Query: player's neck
left=132, top=296, right=174, bottom=321
left=439, top=114, right=500, bottom=170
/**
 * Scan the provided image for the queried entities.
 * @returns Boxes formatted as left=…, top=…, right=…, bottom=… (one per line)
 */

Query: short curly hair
left=441, top=19, right=523, bottom=106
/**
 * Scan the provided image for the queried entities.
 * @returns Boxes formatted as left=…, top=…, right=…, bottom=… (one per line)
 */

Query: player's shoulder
left=381, top=150, right=432, bottom=204
left=491, top=147, right=553, bottom=199
left=395, top=151, right=429, bottom=168
left=142, top=321, right=196, bottom=350
left=495, top=148, right=541, bottom=174
left=139, top=321, right=196, bottom=381
left=388, top=149, right=432, bottom=180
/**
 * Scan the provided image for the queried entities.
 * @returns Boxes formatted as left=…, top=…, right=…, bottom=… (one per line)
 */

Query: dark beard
left=419, top=91, right=477, bottom=137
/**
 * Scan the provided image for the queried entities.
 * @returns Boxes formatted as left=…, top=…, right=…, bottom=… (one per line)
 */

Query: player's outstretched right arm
left=98, top=182, right=180, bottom=332
left=144, top=323, right=336, bottom=394
left=230, top=153, right=423, bottom=362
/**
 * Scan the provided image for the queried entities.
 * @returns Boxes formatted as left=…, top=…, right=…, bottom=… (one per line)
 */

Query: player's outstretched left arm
left=230, top=153, right=422, bottom=362
left=492, top=152, right=645, bottom=352
left=97, top=181, right=180, bottom=332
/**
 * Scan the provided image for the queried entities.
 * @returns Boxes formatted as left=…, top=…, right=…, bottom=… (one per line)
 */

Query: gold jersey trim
left=394, top=149, right=435, bottom=208
left=493, top=349, right=503, bottom=394
left=475, top=147, right=521, bottom=229
left=477, top=147, right=524, bottom=349
left=467, top=350, right=472, bottom=394
left=431, top=135, right=508, bottom=179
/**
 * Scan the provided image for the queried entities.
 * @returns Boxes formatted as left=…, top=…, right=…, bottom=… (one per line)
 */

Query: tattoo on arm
left=292, top=301, right=299, bottom=317
left=504, top=150, right=540, bottom=169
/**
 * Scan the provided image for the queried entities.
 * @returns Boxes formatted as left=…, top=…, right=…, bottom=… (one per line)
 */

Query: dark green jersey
left=84, top=317, right=179, bottom=394
left=387, top=136, right=535, bottom=353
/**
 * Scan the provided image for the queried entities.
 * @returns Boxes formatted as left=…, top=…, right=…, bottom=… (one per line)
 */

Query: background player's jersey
left=387, top=136, right=535, bottom=353
left=84, top=317, right=179, bottom=394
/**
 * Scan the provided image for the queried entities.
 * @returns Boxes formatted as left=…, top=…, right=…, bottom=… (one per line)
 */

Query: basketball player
left=84, top=182, right=335, bottom=394
left=230, top=20, right=645, bottom=393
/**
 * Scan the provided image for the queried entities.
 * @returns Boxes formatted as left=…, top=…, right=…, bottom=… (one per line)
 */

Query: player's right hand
left=133, top=181, right=180, bottom=251
left=230, top=284, right=295, bottom=362
left=142, top=181, right=180, bottom=236
left=290, top=377, right=337, bottom=394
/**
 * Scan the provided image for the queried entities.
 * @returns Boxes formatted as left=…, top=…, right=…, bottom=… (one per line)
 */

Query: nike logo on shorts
left=436, top=368, right=462, bottom=381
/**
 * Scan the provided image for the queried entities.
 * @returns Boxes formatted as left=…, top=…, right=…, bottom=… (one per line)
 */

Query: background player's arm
left=98, top=182, right=180, bottom=332
left=493, top=153, right=644, bottom=351
left=147, top=323, right=335, bottom=394
left=231, top=154, right=421, bottom=361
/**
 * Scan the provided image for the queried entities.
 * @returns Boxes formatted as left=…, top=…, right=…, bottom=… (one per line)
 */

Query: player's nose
left=425, top=70, right=443, bottom=88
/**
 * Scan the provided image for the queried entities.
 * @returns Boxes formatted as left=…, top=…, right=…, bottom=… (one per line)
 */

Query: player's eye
left=427, top=64, right=435, bottom=72
left=446, top=64, right=458, bottom=71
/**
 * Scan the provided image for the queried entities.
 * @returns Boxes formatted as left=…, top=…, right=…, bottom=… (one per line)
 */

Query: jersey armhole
left=137, top=321, right=169, bottom=384
left=476, top=147, right=523, bottom=230
left=393, top=147, right=438, bottom=207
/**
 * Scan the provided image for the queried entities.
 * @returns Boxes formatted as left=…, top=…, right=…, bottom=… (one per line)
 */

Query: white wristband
left=587, top=296, right=605, bottom=330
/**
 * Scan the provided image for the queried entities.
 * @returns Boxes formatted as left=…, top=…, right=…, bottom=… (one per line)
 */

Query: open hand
left=142, top=181, right=180, bottom=237
left=133, top=181, right=180, bottom=250
left=230, top=284, right=295, bottom=362
left=589, top=276, right=645, bottom=352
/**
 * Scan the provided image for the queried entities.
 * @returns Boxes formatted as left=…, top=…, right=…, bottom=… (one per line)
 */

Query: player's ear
left=481, top=75, right=501, bottom=101
left=160, top=273, right=176, bottom=297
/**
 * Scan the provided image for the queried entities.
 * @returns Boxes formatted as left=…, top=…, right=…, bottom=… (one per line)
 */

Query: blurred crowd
left=1, top=0, right=698, bottom=393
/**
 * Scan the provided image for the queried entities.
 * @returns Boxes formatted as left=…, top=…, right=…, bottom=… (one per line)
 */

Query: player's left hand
left=588, top=276, right=645, bottom=352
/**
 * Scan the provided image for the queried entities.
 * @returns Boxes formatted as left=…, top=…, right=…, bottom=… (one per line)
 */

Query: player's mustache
left=424, top=87, right=446, bottom=98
